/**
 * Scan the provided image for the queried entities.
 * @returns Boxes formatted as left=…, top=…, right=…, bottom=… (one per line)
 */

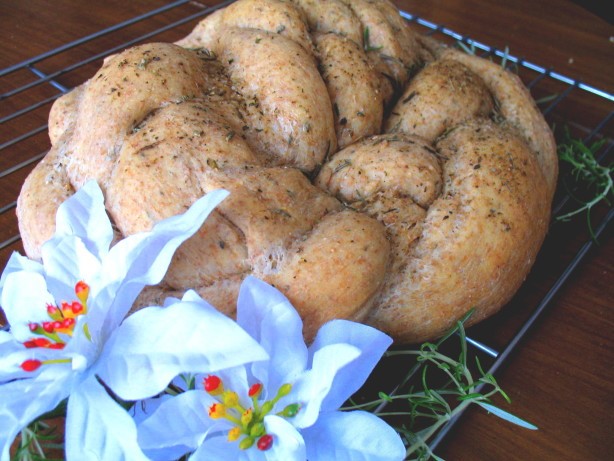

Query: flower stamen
left=20, top=357, right=72, bottom=372
left=20, top=359, right=42, bottom=372
left=227, top=427, right=241, bottom=442
left=208, top=402, right=227, bottom=419
left=204, top=376, right=298, bottom=452
left=75, top=280, right=89, bottom=307
left=19, top=281, right=90, bottom=372
left=204, top=375, right=224, bottom=395
left=46, top=304, right=62, bottom=320
left=257, top=434, right=273, bottom=451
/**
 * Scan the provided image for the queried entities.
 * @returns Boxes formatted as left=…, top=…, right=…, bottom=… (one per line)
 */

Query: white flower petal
left=309, top=319, right=392, bottom=410
left=1, top=186, right=233, bottom=461
left=70, top=353, right=88, bottom=372
left=302, top=411, right=405, bottom=461
left=62, top=312, right=101, bottom=357
left=53, top=180, right=113, bottom=260
left=291, top=343, right=361, bottom=429
left=90, top=189, right=229, bottom=336
left=41, top=236, right=102, bottom=302
left=0, top=340, right=67, bottom=382
left=0, top=271, right=55, bottom=340
left=190, top=436, right=248, bottom=461
left=0, top=334, right=22, bottom=358
left=0, top=251, right=43, bottom=290
left=162, top=294, right=181, bottom=307
left=264, top=415, right=307, bottom=461
left=237, top=277, right=308, bottom=390
left=96, top=292, right=267, bottom=401
left=0, top=330, right=12, bottom=344
left=0, top=367, right=71, bottom=461
left=137, top=390, right=216, bottom=461
left=65, top=376, right=149, bottom=461
left=131, top=393, right=172, bottom=425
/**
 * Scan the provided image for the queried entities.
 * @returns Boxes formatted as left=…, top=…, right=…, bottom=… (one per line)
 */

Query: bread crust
left=17, top=0, right=557, bottom=343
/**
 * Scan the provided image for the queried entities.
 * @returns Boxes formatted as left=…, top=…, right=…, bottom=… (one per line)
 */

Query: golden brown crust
left=385, top=59, right=494, bottom=142
left=265, top=210, right=390, bottom=341
left=65, top=44, right=216, bottom=191
left=314, top=32, right=384, bottom=148
left=17, top=146, right=75, bottom=260
left=17, top=0, right=558, bottom=343
left=438, top=48, right=558, bottom=199
left=289, top=0, right=364, bottom=45
left=360, top=120, right=551, bottom=342
left=316, top=133, right=442, bottom=209
left=177, top=0, right=313, bottom=54
left=338, top=0, right=424, bottom=86
left=212, top=27, right=337, bottom=172
left=48, top=86, right=82, bottom=146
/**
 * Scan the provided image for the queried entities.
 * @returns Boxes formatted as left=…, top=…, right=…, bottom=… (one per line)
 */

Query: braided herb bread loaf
left=17, top=0, right=557, bottom=343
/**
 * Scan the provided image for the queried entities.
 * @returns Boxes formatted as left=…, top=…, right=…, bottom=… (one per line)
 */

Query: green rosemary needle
left=344, top=311, right=536, bottom=461
left=556, top=132, right=612, bottom=239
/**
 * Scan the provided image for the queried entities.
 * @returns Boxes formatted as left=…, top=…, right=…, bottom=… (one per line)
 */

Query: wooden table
left=1, top=1, right=612, bottom=460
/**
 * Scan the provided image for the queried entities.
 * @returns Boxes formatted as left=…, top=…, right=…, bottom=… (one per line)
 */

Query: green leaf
left=477, top=402, right=538, bottom=430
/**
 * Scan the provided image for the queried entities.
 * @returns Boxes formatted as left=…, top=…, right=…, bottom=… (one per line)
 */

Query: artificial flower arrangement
left=0, top=183, right=535, bottom=461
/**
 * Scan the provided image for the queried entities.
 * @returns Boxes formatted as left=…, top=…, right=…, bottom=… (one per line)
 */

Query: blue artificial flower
left=0, top=182, right=267, bottom=461
left=137, top=276, right=406, bottom=461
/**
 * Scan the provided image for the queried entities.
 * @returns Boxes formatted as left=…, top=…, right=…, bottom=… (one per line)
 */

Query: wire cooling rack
left=1, top=1, right=612, bottom=457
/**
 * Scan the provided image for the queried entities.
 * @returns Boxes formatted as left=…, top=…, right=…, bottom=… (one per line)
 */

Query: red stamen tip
left=42, top=322, right=55, bottom=333
left=248, top=383, right=263, bottom=398
left=28, top=322, right=39, bottom=332
left=75, top=281, right=89, bottom=302
left=34, top=338, right=52, bottom=347
left=23, top=337, right=64, bottom=349
left=61, top=318, right=76, bottom=329
left=257, top=434, right=273, bottom=451
left=204, top=375, right=222, bottom=393
left=21, top=359, right=42, bottom=372
left=71, top=301, right=84, bottom=314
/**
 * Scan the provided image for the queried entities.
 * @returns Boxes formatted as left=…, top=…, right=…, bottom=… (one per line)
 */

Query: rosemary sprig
left=12, top=421, right=63, bottom=461
left=364, top=27, right=383, bottom=52
left=345, top=313, right=536, bottom=461
left=556, top=132, right=612, bottom=239
left=456, top=40, right=518, bottom=72
left=534, top=93, right=559, bottom=105
left=497, top=46, right=519, bottom=72
left=456, top=40, right=476, bottom=56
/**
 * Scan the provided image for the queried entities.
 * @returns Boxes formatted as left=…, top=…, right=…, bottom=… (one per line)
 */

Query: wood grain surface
left=1, top=1, right=612, bottom=460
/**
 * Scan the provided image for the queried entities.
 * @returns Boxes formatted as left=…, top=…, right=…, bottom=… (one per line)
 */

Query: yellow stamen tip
left=241, top=408, right=253, bottom=425
left=208, top=403, right=227, bottom=419
left=228, top=427, right=241, bottom=442
left=223, top=390, right=239, bottom=407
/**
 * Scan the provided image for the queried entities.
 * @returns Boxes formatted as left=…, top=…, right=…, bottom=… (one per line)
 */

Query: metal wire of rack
left=0, top=1, right=612, bottom=457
